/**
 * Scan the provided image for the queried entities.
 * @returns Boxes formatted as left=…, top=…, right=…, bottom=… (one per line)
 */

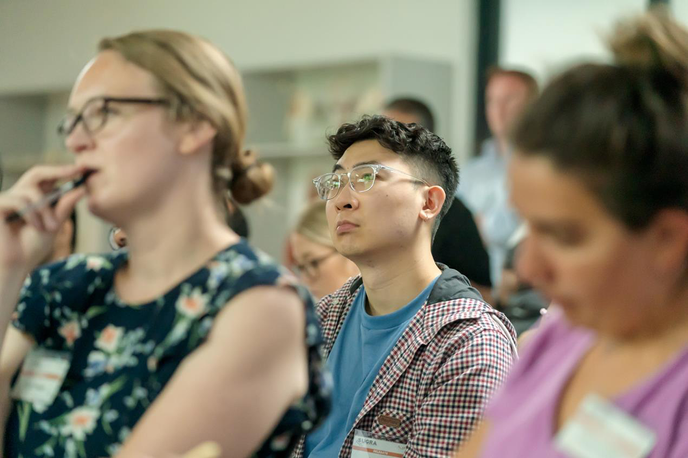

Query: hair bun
left=229, top=149, right=275, bottom=204
left=610, top=9, right=688, bottom=82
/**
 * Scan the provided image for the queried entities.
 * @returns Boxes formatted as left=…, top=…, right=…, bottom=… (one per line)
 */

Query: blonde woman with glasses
left=291, top=201, right=359, bottom=301
left=0, top=30, right=329, bottom=457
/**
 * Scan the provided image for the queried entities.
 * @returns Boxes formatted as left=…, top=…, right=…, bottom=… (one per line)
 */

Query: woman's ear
left=648, top=209, right=688, bottom=276
left=419, top=185, right=446, bottom=222
left=178, top=120, right=217, bottom=156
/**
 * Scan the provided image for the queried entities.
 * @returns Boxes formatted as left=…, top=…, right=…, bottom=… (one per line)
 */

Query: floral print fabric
left=6, top=240, right=330, bottom=458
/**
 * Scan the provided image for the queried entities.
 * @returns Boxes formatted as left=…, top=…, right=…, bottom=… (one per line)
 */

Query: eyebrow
left=531, top=219, right=581, bottom=234
left=332, top=160, right=382, bottom=173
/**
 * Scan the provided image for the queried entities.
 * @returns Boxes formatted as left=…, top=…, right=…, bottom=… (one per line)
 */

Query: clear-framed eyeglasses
left=312, top=164, right=431, bottom=201
left=57, top=96, right=170, bottom=138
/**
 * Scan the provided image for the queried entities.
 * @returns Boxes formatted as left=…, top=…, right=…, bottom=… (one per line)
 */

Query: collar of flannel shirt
left=338, top=264, right=509, bottom=344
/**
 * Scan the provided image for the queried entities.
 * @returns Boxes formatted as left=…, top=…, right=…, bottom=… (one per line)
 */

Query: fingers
left=53, top=187, right=86, bottom=225
left=22, top=186, right=58, bottom=231
left=0, top=194, right=34, bottom=228
left=15, top=164, right=83, bottom=190
left=6, top=164, right=87, bottom=232
left=1, top=190, right=45, bottom=231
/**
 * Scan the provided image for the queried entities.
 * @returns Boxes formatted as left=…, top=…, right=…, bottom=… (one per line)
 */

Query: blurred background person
left=457, top=68, right=538, bottom=291
left=290, top=200, right=358, bottom=301
left=382, top=98, right=435, bottom=129
left=494, top=225, right=548, bottom=335
left=383, top=98, right=494, bottom=303
left=457, top=10, right=688, bottom=457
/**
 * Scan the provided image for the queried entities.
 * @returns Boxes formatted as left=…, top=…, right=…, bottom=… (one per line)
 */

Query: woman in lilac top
left=457, top=10, right=688, bottom=458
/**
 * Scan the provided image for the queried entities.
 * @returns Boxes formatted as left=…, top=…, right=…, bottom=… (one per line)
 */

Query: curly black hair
left=327, top=115, right=458, bottom=236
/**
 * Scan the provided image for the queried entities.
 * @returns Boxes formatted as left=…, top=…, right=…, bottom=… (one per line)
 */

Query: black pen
left=5, top=170, right=94, bottom=223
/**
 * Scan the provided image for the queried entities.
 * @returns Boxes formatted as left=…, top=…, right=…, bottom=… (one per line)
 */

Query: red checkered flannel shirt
left=292, top=266, right=517, bottom=458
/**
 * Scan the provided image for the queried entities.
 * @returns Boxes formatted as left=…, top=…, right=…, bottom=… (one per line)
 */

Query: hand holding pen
left=5, top=169, right=92, bottom=224
left=0, top=164, right=90, bottom=272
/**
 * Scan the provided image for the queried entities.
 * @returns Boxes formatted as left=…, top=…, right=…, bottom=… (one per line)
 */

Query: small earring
left=108, top=227, right=127, bottom=250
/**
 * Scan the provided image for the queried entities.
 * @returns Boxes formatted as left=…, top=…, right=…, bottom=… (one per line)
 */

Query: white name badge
left=11, top=348, right=70, bottom=406
left=351, top=429, right=406, bottom=458
left=555, top=393, right=656, bottom=458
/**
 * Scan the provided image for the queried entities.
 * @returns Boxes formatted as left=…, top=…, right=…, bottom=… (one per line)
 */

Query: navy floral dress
left=5, top=240, right=331, bottom=458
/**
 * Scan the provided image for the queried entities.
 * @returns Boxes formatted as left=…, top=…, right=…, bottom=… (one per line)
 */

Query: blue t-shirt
left=304, top=276, right=439, bottom=457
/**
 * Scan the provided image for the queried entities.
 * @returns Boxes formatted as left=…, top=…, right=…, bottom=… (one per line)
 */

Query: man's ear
left=178, top=120, right=217, bottom=156
left=420, top=185, right=446, bottom=222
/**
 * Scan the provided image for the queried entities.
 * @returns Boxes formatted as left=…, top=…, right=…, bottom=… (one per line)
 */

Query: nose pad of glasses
left=322, top=174, right=345, bottom=201
left=332, top=177, right=355, bottom=202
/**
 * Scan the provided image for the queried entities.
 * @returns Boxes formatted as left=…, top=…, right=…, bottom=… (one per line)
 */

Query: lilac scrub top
left=477, top=309, right=688, bottom=458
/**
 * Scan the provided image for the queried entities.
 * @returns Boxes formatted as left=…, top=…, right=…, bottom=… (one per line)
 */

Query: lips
left=84, top=171, right=97, bottom=185
left=77, top=166, right=98, bottom=181
left=75, top=168, right=99, bottom=191
left=336, top=220, right=358, bottom=234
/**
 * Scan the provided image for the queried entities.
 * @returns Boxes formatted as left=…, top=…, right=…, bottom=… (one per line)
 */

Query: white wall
left=674, top=1, right=688, bottom=27
left=500, top=0, right=648, bottom=82
left=0, top=96, right=45, bottom=158
left=0, top=0, right=478, bottom=161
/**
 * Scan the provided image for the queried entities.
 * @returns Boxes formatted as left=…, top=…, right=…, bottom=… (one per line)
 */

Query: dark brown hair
left=512, top=10, right=688, bottom=230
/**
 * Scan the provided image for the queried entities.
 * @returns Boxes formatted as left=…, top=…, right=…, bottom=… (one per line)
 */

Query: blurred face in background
left=486, top=74, right=532, bottom=141
left=290, top=232, right=358, bottom=301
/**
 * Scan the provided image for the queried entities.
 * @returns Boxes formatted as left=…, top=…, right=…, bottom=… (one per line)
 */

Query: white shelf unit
left=0, top=55, right=453, bottom=260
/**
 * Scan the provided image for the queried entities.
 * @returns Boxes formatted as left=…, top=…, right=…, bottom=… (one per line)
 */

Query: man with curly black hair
left=293, top=115, right=517, bottom=458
